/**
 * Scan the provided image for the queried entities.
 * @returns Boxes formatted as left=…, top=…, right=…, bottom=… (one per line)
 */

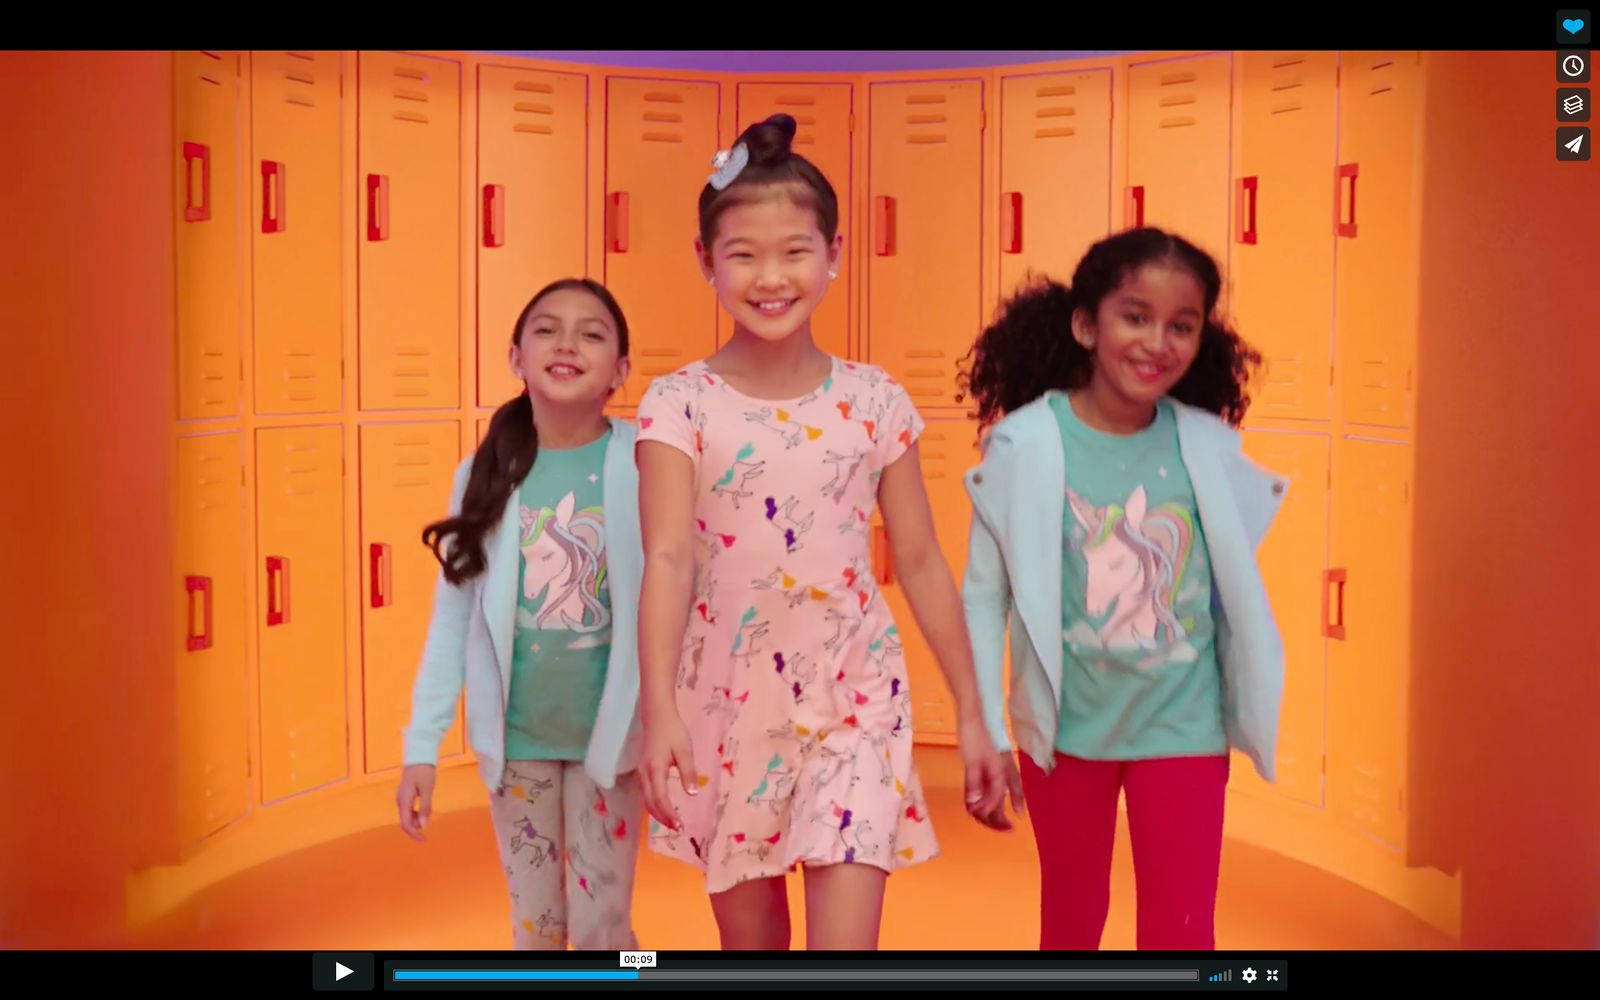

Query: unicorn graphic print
left=520, top=490, right=611, bottom=640
left=1064, top=483, right=1204, bottom=664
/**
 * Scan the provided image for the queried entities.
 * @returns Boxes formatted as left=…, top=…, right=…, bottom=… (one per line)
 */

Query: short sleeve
left=635, top=371, right=700, bottom=463
left=876, top=375, right=925, bottom=468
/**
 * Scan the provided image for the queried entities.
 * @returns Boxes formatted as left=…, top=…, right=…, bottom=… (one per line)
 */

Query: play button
left=313, top=952, right=374, bottom=991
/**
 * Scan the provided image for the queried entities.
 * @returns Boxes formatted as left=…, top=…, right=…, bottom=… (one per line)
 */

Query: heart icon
left=1565, top=17, right=1586, bottom=33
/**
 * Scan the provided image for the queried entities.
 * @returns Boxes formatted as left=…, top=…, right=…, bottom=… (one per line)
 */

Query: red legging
left=1020, top=752, right=1229, bottom=950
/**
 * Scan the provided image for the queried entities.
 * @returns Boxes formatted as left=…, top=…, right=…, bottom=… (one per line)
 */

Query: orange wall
left=1410, top=51, right=1600, bottom=948
left=0, top=52, right=177, bottom=946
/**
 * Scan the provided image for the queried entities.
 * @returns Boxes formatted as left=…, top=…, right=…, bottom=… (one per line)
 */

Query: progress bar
left=395, top=971, right=636, bottom=982
left=393, top=969, right=1201, bottom=982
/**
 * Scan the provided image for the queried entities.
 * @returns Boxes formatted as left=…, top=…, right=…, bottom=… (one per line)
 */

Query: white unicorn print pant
left=486, top=761, right=643, bottom=950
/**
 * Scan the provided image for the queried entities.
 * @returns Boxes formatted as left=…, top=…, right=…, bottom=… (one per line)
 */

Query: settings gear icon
left=1243, top=968, right=1258, bottom=984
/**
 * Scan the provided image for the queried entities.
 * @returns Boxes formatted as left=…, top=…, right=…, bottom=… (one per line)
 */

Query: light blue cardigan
left=402, top=418, right=644, bottom=791
left=961, top=393, right=1288, bottom=782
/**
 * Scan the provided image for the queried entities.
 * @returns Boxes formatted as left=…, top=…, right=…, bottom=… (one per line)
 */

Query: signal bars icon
left=1209, top=969, right=1234, bottom=982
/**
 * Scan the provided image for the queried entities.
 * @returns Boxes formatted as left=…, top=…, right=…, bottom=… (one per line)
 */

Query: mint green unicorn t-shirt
left=506, top=429, right=613, bottom=760
left=1048, top=395, right=1227, bottom=761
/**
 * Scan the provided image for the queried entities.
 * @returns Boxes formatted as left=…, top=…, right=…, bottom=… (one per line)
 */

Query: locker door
left=877, top=418, right=982, bottom=744
left=737, top=81, right=854, bottom=360
left=604, top=77, right=720, bottom=404
left=360, top=421, right=463, bottom=772
left=1328, top=436, right=1413, bottom=850
left=175, top=433, right=249, bottom=843
left=256, top=425, right=348, bottom=801
left=1233, top=52, right=1337, bottom=424
left=358, top=52, right=461, bottom=411
left=999, top=69, right=1113, bottom=296
left=1233, top=430, right=1330, bottom=808
left=1126, top=54, right=1232, bottom=263
left=252, top=50, right=343, bottom=415
left=175, top=50, right=244, bottom=421
left=867, top=80, right=984, bottom=409
left=1334, top=52, right=1423, bottom=430
left=478, top=66, right=588, bottom=407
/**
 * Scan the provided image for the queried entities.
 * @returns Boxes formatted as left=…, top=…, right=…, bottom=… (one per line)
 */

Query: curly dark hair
left=958, top=227, right=1260, bottom=430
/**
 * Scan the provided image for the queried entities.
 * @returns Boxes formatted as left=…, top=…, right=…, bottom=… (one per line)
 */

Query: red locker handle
left=370, top=543, right=392, bottom=608
left=1322, top=568, right=1347, bottom=640
left=1001, top=192, right=1023, bottom=254
left=608, top=192, right=630, bottom=253
left=367, top=173, right=390, bottom=242
left=1335, top=163, right=1359, bottom=238
left=266, top=556, right=291, bottom=627
left=185, top=575, right=214, bottom=651
left=261, top=160, right=286, bottom=234
left=183, top=142, right=211, bottom=223
left=1125, top=186, right=1145, bottom=229
left=483, top=183, right=505, bottom=248
left=872, top=524, right=894, bottom=585
left=873, top=196, right=896, bottom=256
left=1237, top=176, right=1258, bottom=245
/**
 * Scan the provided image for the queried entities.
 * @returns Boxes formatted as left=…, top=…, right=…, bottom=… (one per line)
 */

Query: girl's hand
left=639, top=706, right=698, bottom=832
left=958, top=717, right=1025, bottom=831
left=396, top=764, right=437, bottom=842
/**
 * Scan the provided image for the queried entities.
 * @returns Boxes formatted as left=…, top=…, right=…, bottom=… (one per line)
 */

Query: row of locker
left=177, top=423, right=466, bottom=844
left=172, top=48, right=1429, bottom=863
left=178, top=50, right=1414, bottom=430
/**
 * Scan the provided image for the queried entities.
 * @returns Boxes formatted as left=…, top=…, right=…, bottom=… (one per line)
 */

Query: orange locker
left=998, top=69, right=1113, bottom=296
left=604, top=77, right=721, bottom=404
left=174, top=50, right=244, bottom=422
left=867, top=79, right=983, bottom=409
left=359, top=421, right=463, bottom=773
left=251, top=50, right=343, bottom=416
left=175, top=433, right=249, bottom=844
left=876, top=418, right=983, bottom=744
left=1334, top=52, right=1423, bottom=430
left=736, top=81, right=854, bottom=360
left=1126, top=54, right=1232, bottom=264
left=256, top=426, right=348, bottom=802
left=1233, top=430, right=1330, bottom=809
left=357, top=52, right=461, bottom=411
left=1327, top=436, right=1412, bottom=850
left=1224, top=50, right=1444, bottom=891
left=1232, top=52, right=1338, bottom=424
left=477, top=65, right=589, bottom=408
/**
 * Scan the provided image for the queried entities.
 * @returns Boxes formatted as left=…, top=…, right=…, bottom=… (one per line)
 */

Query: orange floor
left=129, top=748, right=1454, bottom=951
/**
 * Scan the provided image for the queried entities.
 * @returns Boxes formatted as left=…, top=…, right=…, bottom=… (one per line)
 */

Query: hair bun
left=740, top=113, right=798, bottom=166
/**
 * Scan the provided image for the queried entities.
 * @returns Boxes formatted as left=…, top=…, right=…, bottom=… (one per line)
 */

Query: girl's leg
left=1123, top=755, right=1229, bottom=950
left=562, top=764, right=645, bottom=950
left=710, top=876, right=792, bottom=950
left=802, top=862, right=888, bottom=950
left=1019, top=752, right=1123, bottom=950
left=487, top=761, right=567, bottom=950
